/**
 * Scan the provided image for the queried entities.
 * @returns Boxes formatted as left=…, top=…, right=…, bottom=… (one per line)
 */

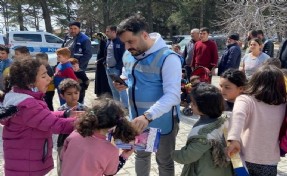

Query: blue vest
left=123, top=47, right=181, bottom=134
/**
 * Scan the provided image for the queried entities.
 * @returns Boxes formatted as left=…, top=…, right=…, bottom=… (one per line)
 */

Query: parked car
left=172, top=35, right=191, bottom=52
left=47, top=40, right=99, bottom=70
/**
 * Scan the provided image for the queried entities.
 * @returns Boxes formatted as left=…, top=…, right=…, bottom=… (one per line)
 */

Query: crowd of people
left=0, top=13, right=287, bottom=176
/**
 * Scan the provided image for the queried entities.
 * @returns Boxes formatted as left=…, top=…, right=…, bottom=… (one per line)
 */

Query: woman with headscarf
left=93, top=32, right=112, bottom=96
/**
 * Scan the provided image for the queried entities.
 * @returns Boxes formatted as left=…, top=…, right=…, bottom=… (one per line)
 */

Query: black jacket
left=105, top=37, right=125, bottom=74
left=262, top=38, right=274, bottom=57
left=218, top=43, right=241, bottom=76
left=279, top=39, right=287, bottom=68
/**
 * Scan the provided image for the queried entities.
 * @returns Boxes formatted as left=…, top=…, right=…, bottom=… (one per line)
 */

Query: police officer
left=62, top=21, right=92, bottom=70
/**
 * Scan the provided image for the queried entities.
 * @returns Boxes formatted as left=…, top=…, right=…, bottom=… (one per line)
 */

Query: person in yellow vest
left=36, top=53, right=55, bottom=111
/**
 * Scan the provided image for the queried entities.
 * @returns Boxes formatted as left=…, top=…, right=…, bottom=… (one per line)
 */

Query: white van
left=6, top=31, right=63, bottom=55
left=2, top=31, right=99, bottom=69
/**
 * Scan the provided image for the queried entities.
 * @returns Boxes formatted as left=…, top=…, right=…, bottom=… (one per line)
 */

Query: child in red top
left=54, top=48, right=77, bottom=105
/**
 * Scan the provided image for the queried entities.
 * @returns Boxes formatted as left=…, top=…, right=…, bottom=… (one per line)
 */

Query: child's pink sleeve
left=103, top=148, right=119, bottom=175
left=52, top=111, right=65, bottom=118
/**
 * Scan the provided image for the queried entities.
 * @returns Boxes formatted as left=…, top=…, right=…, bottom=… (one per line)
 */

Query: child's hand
left=227, top=140, right=241, bottom=157
left=70, top=111, right=85, bottom=118
left=121, top=148, right=135, bottom=159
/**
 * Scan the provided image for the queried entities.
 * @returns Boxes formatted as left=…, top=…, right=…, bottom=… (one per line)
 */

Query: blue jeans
left=106, top=67, right=128, bottom=108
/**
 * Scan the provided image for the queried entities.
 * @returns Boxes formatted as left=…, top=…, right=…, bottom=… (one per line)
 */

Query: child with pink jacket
left=0, top=58, right=76, bottom=176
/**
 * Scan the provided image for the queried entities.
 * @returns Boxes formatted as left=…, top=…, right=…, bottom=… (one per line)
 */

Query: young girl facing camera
left=172, top=83, right=233, bottom=176
left=228, top=65, right=286, bottom=176
left=0, top=58, right=76, bottom=176
left=61, top=97, right=137, bottom=176
left=219, top=68, right=247, bottom=111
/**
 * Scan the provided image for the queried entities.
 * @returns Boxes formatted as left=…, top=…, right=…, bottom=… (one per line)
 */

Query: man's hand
left=131, top=115, right=149, bottom=134
left=227, top=140, right=241, bottom=157
left=113, top=81, right=128, bottom=91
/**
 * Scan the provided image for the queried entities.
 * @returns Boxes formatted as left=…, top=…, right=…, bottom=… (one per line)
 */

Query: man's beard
left=128, top=48, right=144, bottom=56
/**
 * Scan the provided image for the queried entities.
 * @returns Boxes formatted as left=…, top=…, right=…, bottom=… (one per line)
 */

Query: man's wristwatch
left=143, top=112, right=153, bottom=123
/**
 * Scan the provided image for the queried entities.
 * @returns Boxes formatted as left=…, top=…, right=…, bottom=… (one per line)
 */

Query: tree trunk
left=39, top=0, right=53, bottom=32
left=33, top=6, right=40, bottom=30
left=16, top=4, right=24, bottom=31
left=1, top=1, right=9, bottom=32
left=65, top=1, right=72, bottom=22
left=102, top=0, right=109, bottom=30
left=200, top=0, right=205, bottom=28
left=146, top=0, right=153, bottom=32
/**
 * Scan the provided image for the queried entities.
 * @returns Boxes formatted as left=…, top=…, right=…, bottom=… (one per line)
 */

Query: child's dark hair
left=0, top=44, right=9, bottom=54
left=76, top=96, right=137, bottom=143
left=248, top=38, right=263, bottom=46
left=220, top=69, right=247, bottom=87
left=172, top=44, right=181, bottom=50
left=190, top=75, right=200, bottom=84
left=36, top=53, right=48, bottom=61
left=8, top=58, right=42, bottom=90
left=14, top=46, right=30, bottom=54
left=0, top=76, right=11, bottom=101
left=58, top=78, right=81, bottom=95
left=245, top=65, right=286, bottom=105
left=263, top=58, right=281, bottom=69
left=190, top=83, right=224, bottom=118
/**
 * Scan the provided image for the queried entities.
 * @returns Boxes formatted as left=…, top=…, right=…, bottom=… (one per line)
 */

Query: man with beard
left=217, top=34, right=241, bottom=75
left=115, top=15, right=181, bottom=176
left=62, top=21, right=92, bottom=70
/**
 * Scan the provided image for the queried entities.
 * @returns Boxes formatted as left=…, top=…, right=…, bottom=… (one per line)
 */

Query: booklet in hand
left=109, top=127, right=161, bottom=152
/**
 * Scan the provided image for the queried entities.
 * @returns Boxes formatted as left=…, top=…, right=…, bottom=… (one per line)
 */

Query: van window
left=13, top=34, right=42, bottom=42
left=45, top=35, right=63, bottom=43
